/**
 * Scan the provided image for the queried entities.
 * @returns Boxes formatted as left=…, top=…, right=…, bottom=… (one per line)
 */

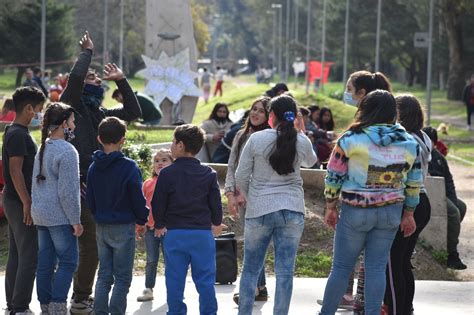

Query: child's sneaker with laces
left=70, top=297, right=94, bottom=314
left=137, top=288, right=154, bottom=302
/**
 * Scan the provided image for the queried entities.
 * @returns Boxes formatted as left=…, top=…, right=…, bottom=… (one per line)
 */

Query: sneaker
left=70, top=297, right=94, bottom=314
left=316, top=295, right=353, bottom=310
left=137, top=288, right=154, bottom=302
left=233, top=287, right=269, bottom=305
left=447, top=253, right=467, bottom=270
left=49, top=303, right=67, bottom=315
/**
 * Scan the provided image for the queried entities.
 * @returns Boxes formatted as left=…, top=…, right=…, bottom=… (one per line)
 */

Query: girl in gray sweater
left=31, top=103, right=82, bottom=314
left=235, top=95, right=317, bottom=314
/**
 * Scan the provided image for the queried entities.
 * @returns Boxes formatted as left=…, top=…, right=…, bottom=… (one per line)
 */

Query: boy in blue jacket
left=86, top=117, right=147, bottom=315
left=152, top=124, right=224, bottom=315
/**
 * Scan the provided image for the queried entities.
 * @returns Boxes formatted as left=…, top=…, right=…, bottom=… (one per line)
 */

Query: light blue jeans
left=320, top=203, right=402, bottom=315
left=144, top=229, right=163, bottom=289
left=238, top=210, right=304, bottom=315
left=94, top=223, right=135, bottom=315
left=36, top=225, right=78, bottom=305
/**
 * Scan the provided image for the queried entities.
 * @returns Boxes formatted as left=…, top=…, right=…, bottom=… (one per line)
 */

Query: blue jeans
left=164, top=229, right=217, bottom=315
left=94, top=224, right=135, bottom=315
left=36, top=225, right=78, bottom=305
left=320, top=203, right=402, bottom=315
left=144, top=229, right=163, bottom=289
left=238, top=210, right=304, bottom=315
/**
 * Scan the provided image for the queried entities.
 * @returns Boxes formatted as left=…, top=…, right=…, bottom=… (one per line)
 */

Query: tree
left=191, top=0, right=211, bottom=56
left=0, top=0, right=75, bottom=87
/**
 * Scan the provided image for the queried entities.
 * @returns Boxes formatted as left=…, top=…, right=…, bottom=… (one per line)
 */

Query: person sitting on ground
left=308, top=105, right=320, bottom=125
left=264, top=83, right=289, bottom=98
left=112, top=89, right=163, bottom=126
left=200, top=103, right=233, bottom=160
left=423, top=126, right=467, bottom=270
left=211, top=110, right=250, bottom=164
left=0, top=98, right=16, bottom=122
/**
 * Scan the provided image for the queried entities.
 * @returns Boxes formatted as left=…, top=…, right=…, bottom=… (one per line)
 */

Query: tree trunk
left=15, top=66, right=25, bottom=88
left=441, top=0, right=465, bottom=100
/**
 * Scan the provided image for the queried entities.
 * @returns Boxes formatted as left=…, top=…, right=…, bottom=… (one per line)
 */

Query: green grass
left=446, top=143, right=474, bottom=163
left=265, top=251, right=333, bottom=277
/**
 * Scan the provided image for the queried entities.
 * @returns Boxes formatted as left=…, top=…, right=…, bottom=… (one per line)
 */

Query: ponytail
left=268, top=95, right=298, bottom=175
left=37, top=114, right=49, bottom=182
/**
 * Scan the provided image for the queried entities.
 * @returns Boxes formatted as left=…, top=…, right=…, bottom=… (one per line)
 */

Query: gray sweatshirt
left=412, top=131, right=432, bottom=193
left=235, top=129, right=318, bottom=218
left=31, top=139, right=81, bottom=226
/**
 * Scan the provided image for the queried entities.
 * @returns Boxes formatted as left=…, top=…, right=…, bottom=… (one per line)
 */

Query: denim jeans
left=320, top=203, right=402, bottom=315
left=238, top=210, right=304, bottom=315
left=94, top=223, right=135, bottom=315
left=164, top=229, right=217, bottom=315
left=36, top=225, right=78, bottom=305
left=144, top=229, right=163, bottom=289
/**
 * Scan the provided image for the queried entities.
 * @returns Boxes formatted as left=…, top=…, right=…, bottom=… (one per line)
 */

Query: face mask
left=30, top=112, right=43, bottom=126
left=343, top=91, right=358, bottom=107
left=64, top=127, right=75, bottom=142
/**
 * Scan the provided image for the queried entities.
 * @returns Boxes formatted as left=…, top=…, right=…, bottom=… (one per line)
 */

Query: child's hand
left=212, top=223, right=228, bottom=237
left=103, top=63, right=124, bottom=81
left=72, top=224, right=84, bottom=237
left=155, top=227, right=167, bottom=238
left=136, top=224, right=146, bottom=240
left=79, top=31, right=94, bottom=51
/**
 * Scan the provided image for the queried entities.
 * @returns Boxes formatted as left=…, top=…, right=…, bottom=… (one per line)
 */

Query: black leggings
left=384, top=193, right=431, bottom=315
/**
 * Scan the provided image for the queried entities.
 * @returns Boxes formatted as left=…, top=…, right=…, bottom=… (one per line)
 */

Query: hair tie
left=283, top=111, right=295, bottom=122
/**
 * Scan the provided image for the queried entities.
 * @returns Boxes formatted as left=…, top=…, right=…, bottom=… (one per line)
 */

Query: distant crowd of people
left=1, top=30, right=470, bottom=315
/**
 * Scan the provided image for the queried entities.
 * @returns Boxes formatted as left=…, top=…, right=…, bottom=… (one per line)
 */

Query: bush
left=122, top=143, right=152, bottom=179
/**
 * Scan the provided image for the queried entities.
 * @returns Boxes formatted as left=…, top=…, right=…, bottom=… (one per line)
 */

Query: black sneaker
left=233, top=287, right=269, bottom=305
left=447, top=253, right=467, bottom=270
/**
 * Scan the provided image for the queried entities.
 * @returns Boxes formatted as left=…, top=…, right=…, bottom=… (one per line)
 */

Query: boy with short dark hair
left=86, top=116, right=148, bottom=314
left=152, top=124, right=224, bottom=314
left=3, top=86, right=46, bottom=314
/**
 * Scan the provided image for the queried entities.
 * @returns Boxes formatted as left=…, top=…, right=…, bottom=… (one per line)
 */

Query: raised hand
left=103, top=63, right=124, bottom=81
left=79, top=31, right=94, bottom=51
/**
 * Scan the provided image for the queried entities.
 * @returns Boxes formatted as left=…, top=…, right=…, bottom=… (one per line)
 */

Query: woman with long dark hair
left=200, top=103, right=233, bottom=160
left=235, top=95, right=317, bottom=314
left=316, top=107, right=335, bottom=131
left=224, top=96, right=271, bottom=304
left=384, top=94, right=432, bottom=315
left=320, top=90, right=422, bottom=315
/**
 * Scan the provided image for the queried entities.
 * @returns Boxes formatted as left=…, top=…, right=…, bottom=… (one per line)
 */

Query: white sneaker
left=137, top=288, right=154, bottom=302
left=70, top=297, right=94, bottom=314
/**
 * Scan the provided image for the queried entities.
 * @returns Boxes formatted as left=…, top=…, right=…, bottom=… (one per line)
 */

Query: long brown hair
left=233, top=96, right=271, bottom=165
left=37, top=102, right=75, bottom=182
left=396, top=94, right=425, bottom=133
left=346, top=90, right=397, bottom=132
left=349, top=71, right=392, bottom=94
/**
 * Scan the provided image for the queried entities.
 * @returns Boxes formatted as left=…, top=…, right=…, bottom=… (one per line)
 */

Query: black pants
left=468, top=105, right=474, bottom=126
left=4, top=195, right=38, bottom=313
left=72, top=200, right=99, bottom=301
left=384, top=193, right=431, bottom=315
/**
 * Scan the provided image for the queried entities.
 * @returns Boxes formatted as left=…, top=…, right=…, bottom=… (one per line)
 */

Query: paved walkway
left=1, top=276, right=473, bottom=314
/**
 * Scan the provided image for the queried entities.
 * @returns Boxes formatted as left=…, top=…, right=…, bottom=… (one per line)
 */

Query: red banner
left=307, top=61, right=334, bottom=83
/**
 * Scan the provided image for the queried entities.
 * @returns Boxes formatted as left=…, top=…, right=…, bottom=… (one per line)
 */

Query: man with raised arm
left=60, top=31, right=141, bottom=314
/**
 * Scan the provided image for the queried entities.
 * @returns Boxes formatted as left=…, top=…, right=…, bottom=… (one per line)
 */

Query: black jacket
left=462, top=83, right=474, bottom=107
left=428, top=148, right=457, bottom=203
left=60, top=49, right=141, bottom=179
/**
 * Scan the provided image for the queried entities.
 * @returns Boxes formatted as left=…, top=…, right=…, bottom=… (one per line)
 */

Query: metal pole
left=426, top=0, right=434, bottom=125
left=319, top=0, right=327, bottom=92
left=285, top=0, right=291, bottom=82
left=278, top=6, right=283, bottom=80
left=103, top=0, right=108, bottom=66
left=272, top=11, right=277, bottom=73
left=342, top=0, right=350, bottom=85
left=40, top=0, right=46, bottom=72
left=375, top=0, right=382, bottom=72
left=305, top=0, right=311, bottom=95
left=295, top=0, right=299, bottom=43
left=119, top=0, right=124, bottom=69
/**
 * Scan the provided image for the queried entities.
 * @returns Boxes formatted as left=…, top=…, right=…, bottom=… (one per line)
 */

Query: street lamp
left=375, top=0, right=382, bottom=71
left=342, top=0, right=350, bottom=85
left=319, top=0, right=327, bottom=92
left=272, top=3, right=283, bottom=80
left=305, top=0, right=312, bottom=95
left=266, top=10, right=277, bottom=73
left=285, top=0, right=291, bottom=82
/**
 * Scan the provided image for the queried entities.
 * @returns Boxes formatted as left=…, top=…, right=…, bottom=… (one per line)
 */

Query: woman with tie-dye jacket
left=319, top=90, right=422, bottom=315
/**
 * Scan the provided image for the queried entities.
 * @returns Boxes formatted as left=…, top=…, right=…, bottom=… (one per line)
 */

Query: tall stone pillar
left=145, top=0, right=199, bottom=125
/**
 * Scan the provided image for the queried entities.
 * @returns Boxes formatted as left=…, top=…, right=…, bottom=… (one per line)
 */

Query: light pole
left=426, top=0, right=434, bottom=125
left=267, top=10, right=277, bottom=73
left=319, top=0, right=327, bottom=92
left=375, top=0, right=382, bottom=72
left=305, top=0, right=312, bottom=95
left=103, top=0, right=108, bottom=66
left=119, top=0, right=124, bottom=69
left=285, top=0, right=291, bottom=82
left=272, top=3, right=283, bottom=80
left=294, top=0, right=299, bottom=44
left=342, top=0, right=350, bottom=85
left=40, top=0, right=46, bottom=72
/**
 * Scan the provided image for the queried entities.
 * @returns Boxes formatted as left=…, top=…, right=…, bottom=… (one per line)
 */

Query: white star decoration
left=136, top=48, right=201, bottom=105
